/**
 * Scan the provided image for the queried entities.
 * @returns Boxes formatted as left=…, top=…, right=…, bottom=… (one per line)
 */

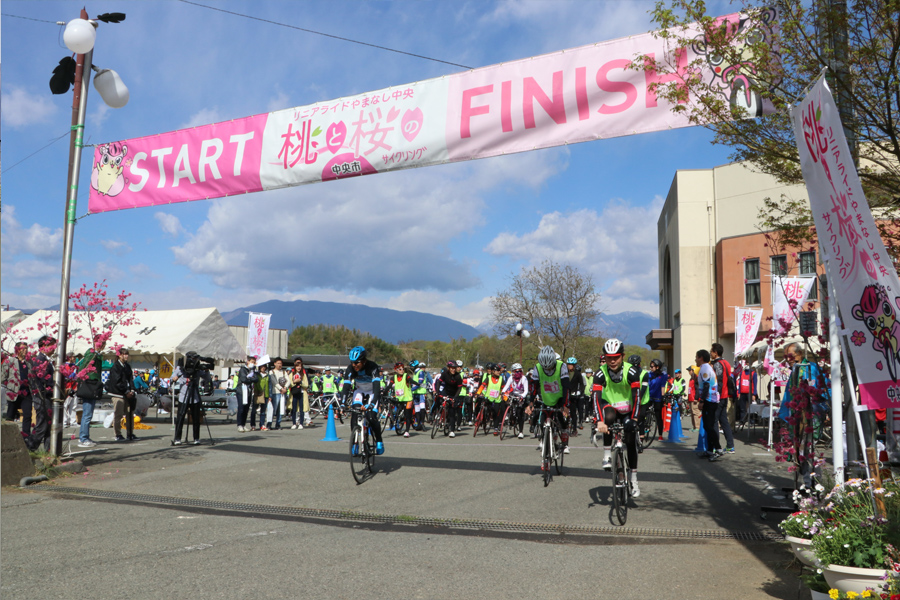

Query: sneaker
left=708, top=452, right=720, bottom=462
left=261, top=426, right=269, bottom=431
left=297, top=423, right=303, bottom=430
left=158, top=409, right=170, bottom=415
left=238, top=426, right=245, bottom=433
left=403, top=431, right=410, bottom=438
left=449, top=432, right=456, bottom=438
left=127, top=434, right=138, bottom=441
left=563, top=446, right=570, bottom=454
left=725, top=447, right=736, bottom=454
left=173, top=440, right=183, bottom=446
left=517, top=432, right=524, bottom=439
left=631, top=480, right=641, bottom=498
left=192, top=439, right=201, bottom=445
left=305, top=420, right=313, bottom=427
left=291, top=424, right=298, bottom=430
left=698, top=451, right=711, bottom=458
left=602, top=457, right=611, bottom=471
left=493, top=429, right=499, bottom=436
left=658, top=436, right=664, bottom=441
left=78, top=439, right=96, bottom=448
left=115, top=435, right=125, bottom=442
left=375, top=442, right=384, bottom=455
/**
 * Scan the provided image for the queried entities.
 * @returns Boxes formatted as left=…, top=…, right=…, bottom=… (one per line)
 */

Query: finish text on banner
left=88, top=9, right=778, bottom=213
left=792, top=75, right=900, bottom=410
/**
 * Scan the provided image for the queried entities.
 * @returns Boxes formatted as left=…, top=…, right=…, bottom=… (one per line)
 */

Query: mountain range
left=222, top=299, right=657, bottom=346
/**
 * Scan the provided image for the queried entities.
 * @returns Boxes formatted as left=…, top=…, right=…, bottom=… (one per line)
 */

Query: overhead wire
left=3, top=131, right=71, bottom=174
left=176, top=0, right=473, bottom=70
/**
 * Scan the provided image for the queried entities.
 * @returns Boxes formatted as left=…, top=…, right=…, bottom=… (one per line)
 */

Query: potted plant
left=812, top=479, right=900, bottom=595
left=800, top=571, right=831, bottom=599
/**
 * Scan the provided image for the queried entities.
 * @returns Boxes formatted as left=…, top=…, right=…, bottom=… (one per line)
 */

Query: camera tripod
left=171, top=376, right=215, bottom=446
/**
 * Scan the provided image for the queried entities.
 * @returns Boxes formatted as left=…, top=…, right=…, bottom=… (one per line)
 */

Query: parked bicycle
left=308, top=393, right=344, bottom=424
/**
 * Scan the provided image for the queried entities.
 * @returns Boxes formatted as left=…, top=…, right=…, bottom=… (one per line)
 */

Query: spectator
left=290, top=358, right=309, bottom=429
left=268, top=357, right=289, bottom=430
left=685, top=365, right=701, bottom=432
left=172, top=357, right=202, bottom=445
left=734, top=360, right=758, bottom=424
left=2, top=344, right=25, bottom=428
left=25, top=335, right=56, bottom=451
left=62, top=354, right=80, bottom=428
left=235, top=356, right=259, bottom=433
left=709, top=343, right=735, bottom=453
left=647, top=359, right=668, bottom=441
left=75, top=342, right=105, bottom=447
left=695, top=349, right=723, bottom=461
left=253, top=363, right=270, bottom=431
left=106, top=348, right=138, bottom=441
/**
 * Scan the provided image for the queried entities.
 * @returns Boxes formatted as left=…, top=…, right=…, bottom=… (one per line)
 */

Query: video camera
left=182, top=351, right=215, bottom=378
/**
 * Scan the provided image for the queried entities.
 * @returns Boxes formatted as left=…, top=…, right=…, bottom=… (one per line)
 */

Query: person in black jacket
left=25, top=336, right=56, bottom=451
left=434, top=361, right=464, bottom=438
left=106, top=348, right=137, bottom=441
left=235, top=356, right=259, bottom=433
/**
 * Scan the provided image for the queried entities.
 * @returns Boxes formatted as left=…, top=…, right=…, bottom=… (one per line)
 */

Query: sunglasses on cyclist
left=514, top=369, right=523, bottom=373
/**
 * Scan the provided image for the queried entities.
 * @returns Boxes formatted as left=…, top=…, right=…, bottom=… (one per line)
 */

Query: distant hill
left=477, top=311, right=657, bottom=347
left=221, top=299, right=481, bottom=344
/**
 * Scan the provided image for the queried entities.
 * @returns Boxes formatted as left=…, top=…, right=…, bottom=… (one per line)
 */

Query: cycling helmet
left=603, top=338, right=624, bottom=356
left=456, top=360, right=463, bottom=367
left=393, top=362, right=405, bottom=369
left=628, top=354, right=642, bottom=367
left=485, top=362, right=496, bottom=371
left=650, top=358, right=663, bottom=369
left=511, top=363, right=522, bottom=371
left=498, top=362, right=507, bottom=370
left=538, top=346, right=557, bottom=370
left=584, top=367, right=593, bottom=374
left=409, top=360, right=419, bottom=368
left=348, top=346, right=366, bottom=362
left=446, top=360, right=457, bottom=368
left=566, top=357, right=578, bottom=365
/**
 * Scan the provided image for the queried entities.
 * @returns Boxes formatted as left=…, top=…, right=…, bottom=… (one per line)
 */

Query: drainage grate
left=27, top=485, right=782, bottom=542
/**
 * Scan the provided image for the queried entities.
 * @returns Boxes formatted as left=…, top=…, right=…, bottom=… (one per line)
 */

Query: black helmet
left=650, top=358, right=663, bottom=369
left=628, top=354, right=642, bottom=367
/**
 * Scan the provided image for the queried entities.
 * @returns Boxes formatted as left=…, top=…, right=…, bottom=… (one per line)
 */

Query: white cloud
left=170, top=149, right=568, bottom=294
left=0, top=205, right=63, bottom=258
left=154, top=212, right=185, bottom=237
left=181, top=107, right=224, bottom=129
left=485, top=196, right=664, bottom=309
left=100, top=239, right=132, bottom=256
left=1, top=87, right=57, bottom=128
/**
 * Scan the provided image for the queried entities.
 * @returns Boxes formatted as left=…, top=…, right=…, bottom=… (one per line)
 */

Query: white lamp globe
left=63, top=19, right=96, bottom=54
left=93, top=69, right=129, bottom=108
left=522, top=330, right=531, bottom=339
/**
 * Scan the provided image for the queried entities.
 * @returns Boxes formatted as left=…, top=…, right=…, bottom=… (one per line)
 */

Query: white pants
left=64, top=394, right=79, bottom=426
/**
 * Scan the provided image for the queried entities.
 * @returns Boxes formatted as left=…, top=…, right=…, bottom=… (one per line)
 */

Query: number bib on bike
left=393, top=374, right=412, bottom=402
left=486, top=377, right=503, bottom=402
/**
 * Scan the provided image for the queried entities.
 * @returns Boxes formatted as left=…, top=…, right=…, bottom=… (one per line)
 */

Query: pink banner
left=247, top=312, right=271, bottom=359
left=735, top=307, right=763, bottom=356
left=89, top=9, right=778, bottom=214
left=793, top=76, right=900, bottom=410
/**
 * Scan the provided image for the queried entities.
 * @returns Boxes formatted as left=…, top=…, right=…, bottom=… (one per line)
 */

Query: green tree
left=642, top=0, right=899, bottom=265
left=287, top=324, right=402, bottom=364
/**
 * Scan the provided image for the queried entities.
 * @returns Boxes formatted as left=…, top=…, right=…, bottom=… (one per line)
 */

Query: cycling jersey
left=392, top=373, right=413, bottom=402
left=434, top=368, right=463, bottom=398
left=501, top=375, right=529, bottom=398
left=533, top=360, right=569, bottom=407
left=594, top=362, right=641, bottom=418
left=341, top=360, right=382, bottom=405
left=321, top=374, right=338, bottom=394
left=478, top=376, right=504, bottom=403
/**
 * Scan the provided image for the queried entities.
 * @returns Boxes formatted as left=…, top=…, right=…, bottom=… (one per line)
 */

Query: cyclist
left=582, top=367, right=594, bottom=425
left=627, top=354, right=651, bottom=447
left=341, top=346, right=385, bottom=455
left=410, top=360, right=429, bottom=431
left=593, top=339, right=643, bottom=497
left=321, top=367, right=340, bottom=397
left=501, top=362, right=529, bottom=438
left=390, top=362, right=416, bottom=437
left=647, top=358, right=668, bottom=441
left=531, top=346, right=571, bottom=455
left=476, top=362, right=506, bottom=435
left=458, top=365, right=472, bottom=429
left=433, top=360, right=464, bottom=438
left=565, top=357, right=585, bottom=431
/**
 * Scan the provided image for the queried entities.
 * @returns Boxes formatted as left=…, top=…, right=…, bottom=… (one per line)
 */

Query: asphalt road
left=1, top=411, right=805, bottom=600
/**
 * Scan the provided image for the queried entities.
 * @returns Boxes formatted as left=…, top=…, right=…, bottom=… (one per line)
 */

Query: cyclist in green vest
left=321, top=367, right=339, bottom=395
left=410, top=361, right=429, bottom=430
left=583, top=367, right=594, bottom=425
left=593, top=339, right=643, bottom=497
left=532, top=346, right=572, bottom=454
left=476, top=363, right=506, bottom=435
left=391, top=362, right=416, bottom=437
left=457, top=367, right=471, bottom=429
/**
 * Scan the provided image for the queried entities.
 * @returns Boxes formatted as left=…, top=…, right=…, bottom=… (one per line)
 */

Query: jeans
left=268, top=393, right=284, bottom=428
left=79, top=397, right=96, bottom=442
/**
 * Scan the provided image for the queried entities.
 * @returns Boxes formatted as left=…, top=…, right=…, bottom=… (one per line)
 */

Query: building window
left=800, top=250, right=818, bottom=300
left=771, top=254, right=788, bottom=277
left=745, top=259, right=761, bottom=306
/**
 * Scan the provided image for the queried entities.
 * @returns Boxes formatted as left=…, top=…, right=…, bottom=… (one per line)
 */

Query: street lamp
left=515, top=322, right=530, bottom=362
left=48, top=9, right=128, bottom=456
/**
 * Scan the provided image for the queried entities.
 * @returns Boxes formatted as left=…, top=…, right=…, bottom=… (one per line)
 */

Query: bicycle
left=431, top=396, right=452, bottom=439
left=607, top=422, right=633, bottom=525
left=639, top=406, right=657, bottom=449
left=500, top=394, right=525, bottom=440
left=348, top=403, right=377, bottom=484
left=537, top=403, right=564, bottom=486
left=472, top=396, right=491, bottom=437
left=390, top=401, right=411, bottom=436
left=308, top=393, right=344, bottom=424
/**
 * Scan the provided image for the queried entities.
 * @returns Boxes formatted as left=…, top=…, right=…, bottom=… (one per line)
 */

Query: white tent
left=1, top=310, right=26, bottom=336
left=5, top=307, right=246, bottom=365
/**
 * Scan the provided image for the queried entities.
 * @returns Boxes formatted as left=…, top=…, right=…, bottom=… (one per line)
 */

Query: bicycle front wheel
left=365, top=427, right=376, bottom=473
left=554, top=427, right=563, bottom=475
left=431, top=412, right=440, bottom=439
left=473, top=407, right=483, bottom=437
left=642, top=411, right=657, bottom=449
left=542, top=426, right=552, bottom=487
left=350, top=426, right=368, bottom=484
left=612, top=446, right=628, bottom=525
left=500, top=405, right=512, bottom=440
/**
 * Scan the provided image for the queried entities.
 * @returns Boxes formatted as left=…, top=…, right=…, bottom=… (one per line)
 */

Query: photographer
left=173, top=352, right=214, bottom=445
left=106, top=348, right=138, bottom=441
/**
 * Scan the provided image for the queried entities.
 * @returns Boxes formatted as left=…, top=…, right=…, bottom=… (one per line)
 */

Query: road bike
left=639, top=405, right=657, bottom=449
left=499, top=394, right=525, bottom=440
left=472, top=396, right=491, bottom=437
left=389, top=400, right=411, bottom=436
left=348, top=403, right=376, bottom=484
left=608, top=422, right=634, bottom=525
left=537, top=403, right=564, bottom=486
left=308, top=393, right=344, bottom=424
left=431, top=396, right=452, bottom=438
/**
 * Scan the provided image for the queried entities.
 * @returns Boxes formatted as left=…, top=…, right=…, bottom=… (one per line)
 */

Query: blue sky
left=1, top=0, right=737, bottom=327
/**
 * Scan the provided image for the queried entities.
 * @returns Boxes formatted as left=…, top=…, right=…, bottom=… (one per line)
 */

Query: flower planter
left=785, top=535, right=818, bottom=568
left=822, top=563, right=889, bottom=594
left=808, top=590, right=830, bottom=600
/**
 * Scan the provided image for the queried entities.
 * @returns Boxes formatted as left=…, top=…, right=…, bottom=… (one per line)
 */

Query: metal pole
left=826, top=277, right=845, bottom=484
left=51, top=10, right=93, bottom=456
left=768, top=378, right=775, bottom=450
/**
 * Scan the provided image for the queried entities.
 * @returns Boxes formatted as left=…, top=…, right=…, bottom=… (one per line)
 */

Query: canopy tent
left=5, top=307, right=246, bottom=365
left=1, top=310, right=26, bottom=336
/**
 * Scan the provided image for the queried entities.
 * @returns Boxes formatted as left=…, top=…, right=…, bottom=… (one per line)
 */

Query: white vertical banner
left=734, top=307, right=764, bottom=356
left=792, top=74, right=900, bottom=410
left=772, top=276, right=816, bottom=336
left=247, top=312, right=272, bottom=358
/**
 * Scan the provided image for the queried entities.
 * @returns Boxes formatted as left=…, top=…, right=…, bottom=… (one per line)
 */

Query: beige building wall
left=656, top=162, right=809, bottom=371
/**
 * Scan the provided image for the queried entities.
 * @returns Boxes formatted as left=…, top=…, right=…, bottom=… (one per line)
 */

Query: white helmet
left=456, top=360, right=463, bottom=367
left=603, top=338, right=624, bottom=356
left=511, top=363, right=522, bottom=371
left=538, top=346, right=557, bottom=370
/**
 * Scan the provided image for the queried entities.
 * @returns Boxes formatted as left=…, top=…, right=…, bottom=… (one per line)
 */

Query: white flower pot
left=822, top=563, right=889, bottom=594
left=785, top=535, right=818, bottom=568
left=809, top=590, right=830, bottom=600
